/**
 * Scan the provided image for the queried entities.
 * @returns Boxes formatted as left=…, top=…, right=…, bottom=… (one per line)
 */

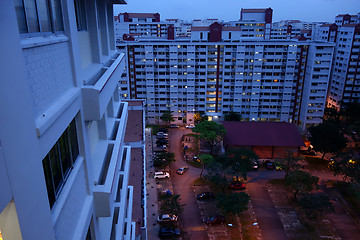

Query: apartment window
left=14, top=0, right=64, bottom=34
left=42, top=119, right=79, bottom=208
left=74, top=0, right=87, bottom=31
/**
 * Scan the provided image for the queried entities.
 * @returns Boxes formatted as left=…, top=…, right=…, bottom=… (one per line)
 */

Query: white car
left=185, top=124, right=195, bottom=129
left=157, top=214, right=178, bottom=222
left=157, top=132, right=168, bottom=137
left=154, top=171, right=170, bottom=179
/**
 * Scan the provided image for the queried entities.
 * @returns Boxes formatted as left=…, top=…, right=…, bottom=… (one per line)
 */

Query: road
left=168, top=127, right=208, bottom=240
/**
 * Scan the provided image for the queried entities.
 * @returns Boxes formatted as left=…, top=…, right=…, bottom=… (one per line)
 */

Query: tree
left=329, top=150, right=360, bottom=183
left=194, top=112, right=208, bottom=123
left=309, top=121, right=347, bottom=159
left=160, top=195, right=184, bottom=216
left=323, top=107, right=340, bottom=122
left=286, top=170, right=319, bottom=200
left=297, top=193, right=334, bottom=219
left=224, top=148, right=258, bottom=181
left=198, top=154, right=214, bottom=178
left=192, top=121, right=226, bottom=155
left=206, top=173, right=230, bottom=194
left=340, top=101, right=360, bottom=123
left=153, top=152, right=175, bottom=168
left=280, top=151, right=303, bottom=179
left=224, top=111, right=242, bottom=121
left=216, top=192, right=250, bottom=216
left=160, top=111, right=175, bottom=124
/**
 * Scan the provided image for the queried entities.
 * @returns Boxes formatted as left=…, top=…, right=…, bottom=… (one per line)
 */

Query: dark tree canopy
left=192, top=121, right=226, bottom=155
left=224, top=148, right=258, bottom=181
left=309, top=121, right=347, bottom=159
left=329, top=150, right=360, bottom=183
left=286, top=170, right=319, bottom=200
left=340, top=101, right=360, bottom=123
left=297, top=193, right=334, bottom=219
left=160, top=111, right=175, bottom=123
left=280, top=151, right=303, bottom=179
left=216, top=192, right=250, bottom=215
left=224, top=111, right=242, bottom=121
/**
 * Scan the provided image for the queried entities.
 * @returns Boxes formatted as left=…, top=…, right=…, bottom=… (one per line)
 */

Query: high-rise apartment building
left=116, top=9, right=334, bottom=129
left=0, top=1, right=143, bottom=240
left=317, top=15, right=360, bottom=110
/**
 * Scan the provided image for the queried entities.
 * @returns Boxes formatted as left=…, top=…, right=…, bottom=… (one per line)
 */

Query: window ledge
left=21, top=34, right=68, bottom=49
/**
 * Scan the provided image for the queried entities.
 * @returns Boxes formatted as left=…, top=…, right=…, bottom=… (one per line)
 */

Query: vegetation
left=198, top=154, right=214, bottom=178
left=160, top=110, right=175, bottom=124
left=280, top=151, right=303, bottom=179
left=285, top=170, right=319, bottom=200
left=328, top=150, right=360, bottom=183
left=223, top=148, right=258, bottom=181
left=153, top=152, right=175, bottom=168
left=309, top=121, right=347, bottom=159
left=223, top=111, right=242, bottom=121
left=194, top=111, right=208, bottom=123
left=216, top=192, right=250, bottom=215
left=160, top=194, right=184, bottom=217
left=297, top=193, right=334, bottom=219
left=192, top=121, right=226, bottom=155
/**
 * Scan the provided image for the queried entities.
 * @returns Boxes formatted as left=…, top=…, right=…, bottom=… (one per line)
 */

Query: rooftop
left=223, top=121, right=304, bottom=147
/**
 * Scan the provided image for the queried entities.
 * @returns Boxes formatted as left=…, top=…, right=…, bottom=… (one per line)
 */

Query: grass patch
left=192, top=177, right=208, bottom=186
left=146, top=124, right=168, bottom=135
left=187, top=160, right=202, bottom=168
left=238, top=212, right=258, bottom=240
left=334, top=181, right=360, bottom=215
left=268, top=178, right=286, bottom=185
left=305, top=156, right=329, bottom=171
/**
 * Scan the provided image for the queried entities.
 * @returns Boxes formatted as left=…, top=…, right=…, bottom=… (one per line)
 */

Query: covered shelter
left=223, top=121, right=305, bottom=159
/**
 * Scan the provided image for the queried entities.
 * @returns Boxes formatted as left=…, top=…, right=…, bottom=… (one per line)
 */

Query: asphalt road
left=168, top=127, right=208, bottom=240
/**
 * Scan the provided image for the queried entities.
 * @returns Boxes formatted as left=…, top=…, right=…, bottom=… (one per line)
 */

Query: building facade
left=317, top=20, right=360, bottom=111
left=117, top=24, right=334, bottom=129
left=0, top=1, right=140, bottom=240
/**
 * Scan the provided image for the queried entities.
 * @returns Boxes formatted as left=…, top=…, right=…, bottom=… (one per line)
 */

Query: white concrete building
left=116, top=22, right=334, bottom=129
left=0, top=1, right=140, bottom=240
left=317, top=22, right=360, bottom=110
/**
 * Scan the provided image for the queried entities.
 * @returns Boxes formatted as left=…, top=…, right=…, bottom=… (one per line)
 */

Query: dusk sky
left=114, top=0, right=360, bottom=23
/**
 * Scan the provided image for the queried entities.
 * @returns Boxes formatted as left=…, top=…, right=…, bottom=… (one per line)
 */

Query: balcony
left=82, top=52, right=126, bottom=121
left=93, top=103, right=129, bottom=218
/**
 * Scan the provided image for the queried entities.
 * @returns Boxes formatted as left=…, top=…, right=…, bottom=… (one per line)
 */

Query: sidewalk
left=145, top=128, right=160, bottom=240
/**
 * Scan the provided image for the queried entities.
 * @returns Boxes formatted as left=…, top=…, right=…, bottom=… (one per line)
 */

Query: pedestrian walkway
left=145, top=128, right=160, bottom=240
left=267, top=184, right=309, bottom=240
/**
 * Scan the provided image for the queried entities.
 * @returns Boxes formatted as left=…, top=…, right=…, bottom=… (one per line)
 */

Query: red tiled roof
left=223, top=121, right=304, bottom=147
left=191, top=26, right=210, bottom=31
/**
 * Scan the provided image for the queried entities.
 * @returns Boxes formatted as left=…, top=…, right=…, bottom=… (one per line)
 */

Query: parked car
left=203, top=215, right=225, bottom=225
left=169, top=124, right=179, bottom=128
left=157, top=132, right=168, bottom=137
left=159, top=128, right=169, bottom=133
left=157, top=214, right=178, bottom=223
left=252, top=160, right=259, bottom=170
left=159, top=227, right=181, bottom=238
left=273, top=161, right=283, bottom=171
left=156, top=139, right=168, bottom=145
left=264, top=160, right=274, bottom=170
left=176, top=166, right=188, bottom=175
left=154, top=172, right=170, bottom=179
left=185, top=124, right=195, bottom=129
left=197, top=192, right=215, bottom=200
left=228, top=180, right=246, bottom=190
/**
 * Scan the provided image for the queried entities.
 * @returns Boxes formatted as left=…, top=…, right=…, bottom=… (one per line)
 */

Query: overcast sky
left=114, top=0, right=360, bottom=23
